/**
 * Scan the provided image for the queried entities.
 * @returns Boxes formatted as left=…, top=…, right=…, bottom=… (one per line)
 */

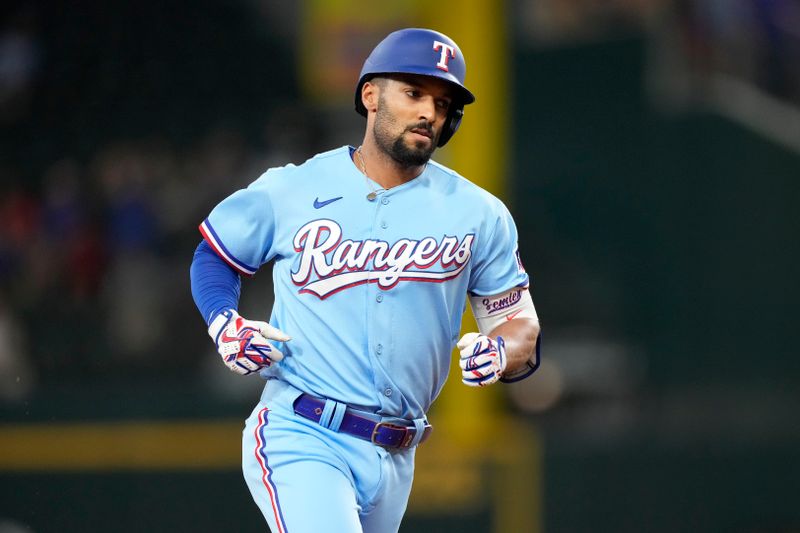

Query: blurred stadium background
left=1, top=1, right=799, bottom=532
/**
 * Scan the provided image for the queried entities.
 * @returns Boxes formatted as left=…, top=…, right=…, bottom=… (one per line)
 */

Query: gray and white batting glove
left=457, top=332, right=507, bottom=387
left=208, top=309, right=291, bottom=375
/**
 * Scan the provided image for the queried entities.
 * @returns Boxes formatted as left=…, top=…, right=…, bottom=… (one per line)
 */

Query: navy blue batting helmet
left=354, top=28, right=475, bottom=147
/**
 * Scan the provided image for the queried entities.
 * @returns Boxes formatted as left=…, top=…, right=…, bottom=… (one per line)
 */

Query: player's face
left=372, top=75, right=454, bottom=167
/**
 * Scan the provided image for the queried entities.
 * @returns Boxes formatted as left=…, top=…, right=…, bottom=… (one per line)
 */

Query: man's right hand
left=208, top=309, right=291, bottom=375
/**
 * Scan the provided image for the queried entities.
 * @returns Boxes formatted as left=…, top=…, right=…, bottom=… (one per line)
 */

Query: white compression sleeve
left=468, top=287, right=538, bottom=335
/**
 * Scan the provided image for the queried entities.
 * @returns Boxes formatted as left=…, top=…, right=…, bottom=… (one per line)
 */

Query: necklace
left=355, top=146, right=384, bottom=201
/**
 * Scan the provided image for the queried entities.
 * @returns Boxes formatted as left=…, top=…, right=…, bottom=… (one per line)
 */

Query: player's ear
left=361, top=80, right=379, bottom=114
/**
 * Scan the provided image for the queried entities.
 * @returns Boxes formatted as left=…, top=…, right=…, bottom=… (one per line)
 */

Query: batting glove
left=208, top=309, right=290, bottom=375
left=457, top=333, right=507, bottom=387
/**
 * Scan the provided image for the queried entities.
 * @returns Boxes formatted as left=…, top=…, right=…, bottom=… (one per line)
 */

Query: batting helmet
left=354, top=28, right=476, bottom=147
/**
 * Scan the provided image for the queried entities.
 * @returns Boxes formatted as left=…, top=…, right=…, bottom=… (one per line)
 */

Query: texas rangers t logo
left=433, top=40, right=456, bottom=72
left=291, top=219, right=474, bottom=299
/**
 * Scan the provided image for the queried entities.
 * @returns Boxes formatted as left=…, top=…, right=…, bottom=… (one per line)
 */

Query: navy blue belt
left=293, top=393, right=432, bottom=449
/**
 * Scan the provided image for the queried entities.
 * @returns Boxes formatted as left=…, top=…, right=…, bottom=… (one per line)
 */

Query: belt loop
left=408, top=418, right=428, bottom=447
left=319, top=399, right=337, bottom=429
left=328, top=402, right=347, bottom=433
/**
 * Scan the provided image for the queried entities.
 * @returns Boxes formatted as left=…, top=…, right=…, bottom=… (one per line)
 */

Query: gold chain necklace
left=355, top=146, right=383, bottom=201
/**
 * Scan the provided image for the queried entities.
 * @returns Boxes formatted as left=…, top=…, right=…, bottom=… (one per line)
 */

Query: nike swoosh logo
left=314, top=196, right=343, bottom=209
left=505, top=310, right=522, bottom=321
left=220, top=326, right=256, bottom=344
left=220, top=332, right=241, bottom=344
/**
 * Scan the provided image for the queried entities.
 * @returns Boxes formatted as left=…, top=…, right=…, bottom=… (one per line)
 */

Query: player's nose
left=416, top=96, right=437, bottom=122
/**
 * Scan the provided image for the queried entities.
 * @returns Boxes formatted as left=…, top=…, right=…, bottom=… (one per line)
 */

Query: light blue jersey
left=201, top=146, right=528, bottom=421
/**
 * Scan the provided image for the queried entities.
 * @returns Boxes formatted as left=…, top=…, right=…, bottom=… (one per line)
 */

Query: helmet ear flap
left=437, top=106, right=463, bottom=147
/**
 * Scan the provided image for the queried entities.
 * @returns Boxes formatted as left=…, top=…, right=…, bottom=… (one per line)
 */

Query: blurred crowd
left=521, top=0, right=800, bottom=106
left=0, top=128, right=315, bottom=400
left=676, top=0, right=800, bottom=103
left=0, top=2, right=307, bottom=401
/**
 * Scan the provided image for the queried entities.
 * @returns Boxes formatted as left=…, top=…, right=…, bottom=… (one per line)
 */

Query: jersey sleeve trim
left=199, top=218, right=257, bottom=277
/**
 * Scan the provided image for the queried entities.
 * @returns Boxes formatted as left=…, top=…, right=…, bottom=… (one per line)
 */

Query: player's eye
left=436, top=99, right=451, bottom=110
left=406, top=89, right=420, bottom=98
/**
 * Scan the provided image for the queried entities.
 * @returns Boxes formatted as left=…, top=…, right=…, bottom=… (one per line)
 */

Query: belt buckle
left=370, top=422, right=409, bottom=448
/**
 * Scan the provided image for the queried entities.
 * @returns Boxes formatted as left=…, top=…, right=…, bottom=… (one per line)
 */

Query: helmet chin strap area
left=438, top=106, right=463, bottom=148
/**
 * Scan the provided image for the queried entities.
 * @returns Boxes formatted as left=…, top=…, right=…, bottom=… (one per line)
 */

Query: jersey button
left=381, top=197, right=389, bottom=205
left=384, top=388, right=393, bottom=397
left=375, top=344, right=383, bottom=354
left=380, top=221, right=388, bottom=229
left=376, top=294, right=383, bottom=302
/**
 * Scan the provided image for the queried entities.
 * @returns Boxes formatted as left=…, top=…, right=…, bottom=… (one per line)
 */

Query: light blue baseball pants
left=241, top=380, right=416, bottom=533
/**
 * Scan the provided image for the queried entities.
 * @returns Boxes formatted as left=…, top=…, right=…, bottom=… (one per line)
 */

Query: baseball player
left=190, top=28, right=541, bottom=533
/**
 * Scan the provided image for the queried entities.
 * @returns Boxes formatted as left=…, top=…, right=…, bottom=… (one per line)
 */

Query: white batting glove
left=208, top=309, right=291, bottom=375
left=457, top=333, right=507, bottom=387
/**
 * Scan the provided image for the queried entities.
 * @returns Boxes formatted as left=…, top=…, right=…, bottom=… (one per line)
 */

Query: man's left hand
left=457, top=333, right=507, bottom=387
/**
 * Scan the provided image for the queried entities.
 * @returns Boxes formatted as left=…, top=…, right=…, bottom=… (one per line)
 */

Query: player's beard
left=373, top=94, right=437, bottom=168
